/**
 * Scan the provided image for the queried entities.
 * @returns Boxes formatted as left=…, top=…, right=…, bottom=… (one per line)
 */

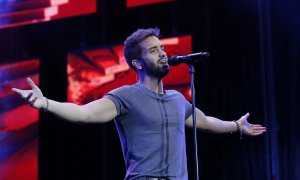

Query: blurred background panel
left=0, top=59, right=40, bottom=180
left=0, top=0, right=96, bottom=29
left=126, top=0, right=174, bottom=8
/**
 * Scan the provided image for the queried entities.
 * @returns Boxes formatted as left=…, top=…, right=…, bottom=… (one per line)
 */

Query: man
left=12, top=28, right=266, bottom=180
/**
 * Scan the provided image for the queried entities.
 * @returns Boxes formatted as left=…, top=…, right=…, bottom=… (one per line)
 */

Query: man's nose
left=159, top=49, right=167, bottom=57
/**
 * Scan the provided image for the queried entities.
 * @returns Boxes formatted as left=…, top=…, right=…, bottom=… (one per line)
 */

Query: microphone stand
left=189, top=64, right=200, bottom=180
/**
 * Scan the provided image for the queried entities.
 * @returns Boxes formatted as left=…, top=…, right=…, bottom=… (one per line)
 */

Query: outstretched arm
left=12, top=78, right=117, bottom=123
left=185, top=108, right=266, bottom=136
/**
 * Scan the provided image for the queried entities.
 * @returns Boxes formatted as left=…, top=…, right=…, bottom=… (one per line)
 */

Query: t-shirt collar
left=134, top=82, right=167, bottom=98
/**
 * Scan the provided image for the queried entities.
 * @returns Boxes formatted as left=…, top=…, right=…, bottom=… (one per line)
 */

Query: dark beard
left=146, top=64, right=170, bottom=78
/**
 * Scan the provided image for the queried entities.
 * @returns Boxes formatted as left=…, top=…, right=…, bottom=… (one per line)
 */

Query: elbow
left=74, top=105, right=89, bottom=122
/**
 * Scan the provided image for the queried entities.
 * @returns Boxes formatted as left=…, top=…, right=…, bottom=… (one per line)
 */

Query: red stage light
left=0, top=59, right=40, bottom=180
left=0, top=0, right=97, bottom=29
left=126, top=0, right=173, bottom=8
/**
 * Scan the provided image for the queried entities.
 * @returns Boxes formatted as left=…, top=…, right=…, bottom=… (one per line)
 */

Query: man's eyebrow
left=147, top=46, right=158, bottom=51
left=147, top=45, right=164, bottom=51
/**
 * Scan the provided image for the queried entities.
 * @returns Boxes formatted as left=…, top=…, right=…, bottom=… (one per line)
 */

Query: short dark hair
left=123, top=28, right=161, bottom=71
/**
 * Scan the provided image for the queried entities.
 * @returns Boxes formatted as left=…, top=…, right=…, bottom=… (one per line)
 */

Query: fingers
left=12, top=88, right=31, bottom=98
left=239, top=112, right=250, bottom=122
left=253, top=126, right=267, bottom=131
left=247, top=130, right=265, bottom=136
left=251, top=132, right=265, bottom=136
left=12, top=77, right=36, bottom=94
left=27, top=77, right=36, bottom=88
left=248, top=124, right=267, bottom=136
left=12, top=87, right=29, bottom=97
left=12, top=87, right=37, bottom=105
left=244, top=112, right=250, bottom=118
left=12, top=88, right=22, bottom=94
left=251, top=124, right=262, bottom=127
left=11, top=78, right=42, bottom=108
left=26, top=77, right=39, bottom=91
left=27, top=77, right=44, bottom=98
left=250, top=124, right=266, bottom=129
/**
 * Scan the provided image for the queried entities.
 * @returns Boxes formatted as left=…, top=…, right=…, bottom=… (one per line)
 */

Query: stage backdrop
left=0, top=59, right=40, bottom=180
left=0, top=0, right=97, bottom=29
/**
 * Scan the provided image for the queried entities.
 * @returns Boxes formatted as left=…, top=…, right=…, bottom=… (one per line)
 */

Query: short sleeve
left=103, top=86, right=131, bottom=118
left=185, top=100, right=192, bottom=120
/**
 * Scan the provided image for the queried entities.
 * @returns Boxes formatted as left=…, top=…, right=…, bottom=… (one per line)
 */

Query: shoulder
left=165, top=89, right=189, bottom=103
left=109, top=85, right=132, bottom=93
left=105, top=84, right=137, bottom=99
left=166, top=89, right=180, bottom=94
left=166, top=89, right=185, bottom=98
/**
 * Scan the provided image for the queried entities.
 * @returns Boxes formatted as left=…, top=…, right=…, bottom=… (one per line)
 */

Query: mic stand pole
left=189, top=64, right=200, bottom=180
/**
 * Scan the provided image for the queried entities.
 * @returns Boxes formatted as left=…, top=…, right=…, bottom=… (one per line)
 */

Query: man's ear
left=132, top=59, right=143, bottom=70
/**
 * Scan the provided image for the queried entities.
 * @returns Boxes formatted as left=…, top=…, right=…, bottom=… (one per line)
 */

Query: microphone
left=168, top=52, right=210, bottom=66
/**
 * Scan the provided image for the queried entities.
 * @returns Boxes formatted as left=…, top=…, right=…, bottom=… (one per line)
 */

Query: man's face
left=138, top=36, right=170, bottom=78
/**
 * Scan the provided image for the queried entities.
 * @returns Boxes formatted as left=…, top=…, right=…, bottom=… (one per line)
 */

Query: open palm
left=237, top=113, right=266, bottom=136
left=12, top=77, right=46, bottom=109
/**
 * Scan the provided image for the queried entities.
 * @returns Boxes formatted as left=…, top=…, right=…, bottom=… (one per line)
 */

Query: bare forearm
left=46, top=99, right=87, bottom=122
left=186, top=109, right=238, bottom=133
left=186, top=109, right=266, bottom=136
left=204, top=116, right=237, bottom=133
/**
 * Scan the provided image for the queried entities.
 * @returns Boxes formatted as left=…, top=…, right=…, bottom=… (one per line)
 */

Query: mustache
left=158, top=57, right=168, bottom=64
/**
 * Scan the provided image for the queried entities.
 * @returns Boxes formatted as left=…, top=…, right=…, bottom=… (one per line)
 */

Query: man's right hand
left=12, top=77, right=47, bottom=110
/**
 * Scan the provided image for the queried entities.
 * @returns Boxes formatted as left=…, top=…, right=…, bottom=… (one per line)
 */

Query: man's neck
left=138, top=75, right=164, bottom=94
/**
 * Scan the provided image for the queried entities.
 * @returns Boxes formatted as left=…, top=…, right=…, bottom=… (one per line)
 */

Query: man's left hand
left=237, top=113, right=267, bottom=136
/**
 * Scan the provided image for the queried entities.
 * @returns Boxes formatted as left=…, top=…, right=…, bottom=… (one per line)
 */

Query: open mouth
left=159, top=59, right=169, bottom=70
left=158, top=58, right=168, bottom=65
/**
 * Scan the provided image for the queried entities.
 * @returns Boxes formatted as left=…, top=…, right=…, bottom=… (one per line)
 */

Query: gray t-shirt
left=104, top=82, right=192, bottom=180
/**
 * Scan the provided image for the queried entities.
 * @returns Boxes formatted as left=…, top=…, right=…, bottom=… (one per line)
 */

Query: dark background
left=1, top=0, right=299, bottom=179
